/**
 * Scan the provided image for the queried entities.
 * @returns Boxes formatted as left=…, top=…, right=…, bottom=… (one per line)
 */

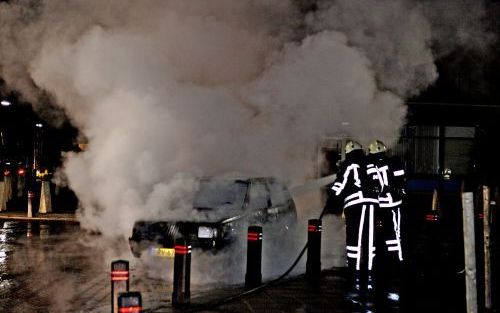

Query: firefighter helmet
left=442, top=168, right=452, bottom=180
left=368, top=140, right=387, bottom=154
left=345, top=140, right=362, bottom=154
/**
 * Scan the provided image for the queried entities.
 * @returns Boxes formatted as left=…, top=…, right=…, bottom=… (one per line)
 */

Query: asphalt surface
left=0, top=206, right=498, bottom=313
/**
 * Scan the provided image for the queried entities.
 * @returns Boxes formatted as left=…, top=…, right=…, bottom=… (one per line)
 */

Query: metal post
left=432, top=188, right=439, bottom=212
left=245, top=226, right=263, bottom=289
left=462, top=192, right=478, bottom=313
left=0, top=181, right=5, bottom=211
left=306, top=219, right=322, bottom=285
left=117, top=292, right=142, bottom=313
left=172, top=238, right=191, bottom=307
left=27, top=190, right=34, bottom=218
left=111, top=260, right=130, bottom=313
left=482, top=186, right=492, bottom=310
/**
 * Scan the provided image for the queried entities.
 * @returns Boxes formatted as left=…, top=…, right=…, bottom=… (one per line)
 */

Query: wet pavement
left=0, top=217, right=498, bottom=312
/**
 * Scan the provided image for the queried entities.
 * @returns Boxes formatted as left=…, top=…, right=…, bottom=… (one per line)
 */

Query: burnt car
left=129, top=177, right=297, bottom=258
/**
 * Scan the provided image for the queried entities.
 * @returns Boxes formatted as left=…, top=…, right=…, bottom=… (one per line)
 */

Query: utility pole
left=462, top=191, right=478, bottom=313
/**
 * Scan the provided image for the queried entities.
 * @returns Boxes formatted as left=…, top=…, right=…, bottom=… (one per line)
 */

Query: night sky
left=0, top=86, right=78, bottom=171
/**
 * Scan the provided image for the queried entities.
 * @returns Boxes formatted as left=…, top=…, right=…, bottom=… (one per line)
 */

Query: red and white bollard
left=118, top=292, right=142, bottom=313
left=111, top=260, right=130, bottom=313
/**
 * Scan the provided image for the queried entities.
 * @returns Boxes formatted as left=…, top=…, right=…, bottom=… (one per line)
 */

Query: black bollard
left=425, top=211, right=440, bottom=222
left=111, top=260, right=130, bottom=313
left=306, top=219, right=322, bottom=285
left=245, top=226, right=263, bottom=289
left=118, top=291, right=142, bottom=313
left=172, top=238, right=191, bottom=307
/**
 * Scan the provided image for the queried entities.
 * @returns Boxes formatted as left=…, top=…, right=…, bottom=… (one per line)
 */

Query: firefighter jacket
left=366, top=153, right=406, bottom=208
left=327, top=150, right=380, bottom=272
left=328, top=150, right=379, bottom=212
left=367, top=152, right=405, bottom=261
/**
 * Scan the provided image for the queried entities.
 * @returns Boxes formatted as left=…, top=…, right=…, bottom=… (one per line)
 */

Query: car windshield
left=193, top=179, right=248, bottom=212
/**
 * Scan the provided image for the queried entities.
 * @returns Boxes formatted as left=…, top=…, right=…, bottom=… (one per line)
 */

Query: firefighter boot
left=346, top=272, right=363, bottom=304
left=364, top=273, right=376, bottom=308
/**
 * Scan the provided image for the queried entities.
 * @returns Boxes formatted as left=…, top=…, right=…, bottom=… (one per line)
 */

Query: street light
left=1, top=100, right=11, bottom=107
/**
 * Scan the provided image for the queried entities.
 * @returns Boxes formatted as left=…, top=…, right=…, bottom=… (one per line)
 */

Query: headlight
left=198, top=226, right=218, bottom=239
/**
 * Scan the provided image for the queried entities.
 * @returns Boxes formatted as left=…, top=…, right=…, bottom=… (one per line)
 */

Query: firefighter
left=324, top=140, right=380, bottom=301
left=367, top=139, right=406, bottom=304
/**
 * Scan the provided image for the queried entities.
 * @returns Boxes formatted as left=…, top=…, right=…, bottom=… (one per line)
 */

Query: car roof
left=200, top=176, right=276, bottom=182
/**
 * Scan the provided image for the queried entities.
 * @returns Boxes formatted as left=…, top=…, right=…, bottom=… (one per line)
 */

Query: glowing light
left=388, top=292, right=400, bottom=301
left=0, top=100, right=11, bottom=106
left=35, top=123, right=43, bottom=128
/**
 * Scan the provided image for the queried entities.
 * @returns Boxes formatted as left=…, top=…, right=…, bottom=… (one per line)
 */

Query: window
left=391, top=125, right=475, bottom=176
left=248, top=181, right=270, bottom=209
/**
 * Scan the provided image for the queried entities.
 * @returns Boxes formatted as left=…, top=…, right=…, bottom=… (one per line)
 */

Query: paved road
left=0, top=219, right=498, bottom=313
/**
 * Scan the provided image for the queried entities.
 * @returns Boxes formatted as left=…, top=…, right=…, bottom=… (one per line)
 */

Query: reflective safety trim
left=344, top=191, right=379, bottom=207
left=175, top=245, right=192, bottom=255
left=389, top=207, right=403, bottom=261
left=345, top=191, right=362, bottom=202
left=378, top=165, right=389, bottom=186
left=388, top=293, right=400, bottom=301
left=394, top=170, right=405, bottom=176
left=367, top=164, right=375, bottom=168
left=368, top=204, right=375, bottom=271
left=331, top=182, right=343, bottom=194
left=332, top=164, right=361, bottom=195
left=344, top=197, right=378, bottom=208
left=367, top=168, right=378, bottom=175
left=379, top=193, right=402, bottom=207
left=111, top=270, right=129, bottom=281
left=355, top=205, right=366, bottom=271
left=248, top=232, right=263, bottom=241
left=397, top=208, right=402, bottom=260
left=346, top=246, right=359, bottom=251
left=379, top=200, right=402, bottom=208
left=347, top=252, right=359, bottom=258
left=119, top=307, right=142, bottom=313
left=379, top=193, right=393, bottom=203
left=386, top=239, right=399, bottom=245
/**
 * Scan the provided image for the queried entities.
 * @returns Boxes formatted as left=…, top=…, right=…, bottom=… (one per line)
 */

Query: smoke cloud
left=0, top=0, right=493, bottom=283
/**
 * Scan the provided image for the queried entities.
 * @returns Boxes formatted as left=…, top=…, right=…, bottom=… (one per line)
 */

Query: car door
left=267, top=179, right=297, bottom=222
left=247, top=180, right=271, bottom=224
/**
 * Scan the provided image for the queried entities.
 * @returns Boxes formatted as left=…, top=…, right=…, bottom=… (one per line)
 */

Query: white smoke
left=0, top=0, right=493, bottom=277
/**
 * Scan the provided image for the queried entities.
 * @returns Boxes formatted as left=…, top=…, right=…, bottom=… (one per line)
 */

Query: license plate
left=150, top=247, right=175, bottom=258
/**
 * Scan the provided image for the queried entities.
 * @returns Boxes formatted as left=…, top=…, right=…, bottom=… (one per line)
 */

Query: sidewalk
left=202, top=268, right=380, bottom=313
left=145, top=268, right=400, bottom=313
left=144, top=260, right=499, bottom=313
left=0, top=211, right=78, bottom=222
